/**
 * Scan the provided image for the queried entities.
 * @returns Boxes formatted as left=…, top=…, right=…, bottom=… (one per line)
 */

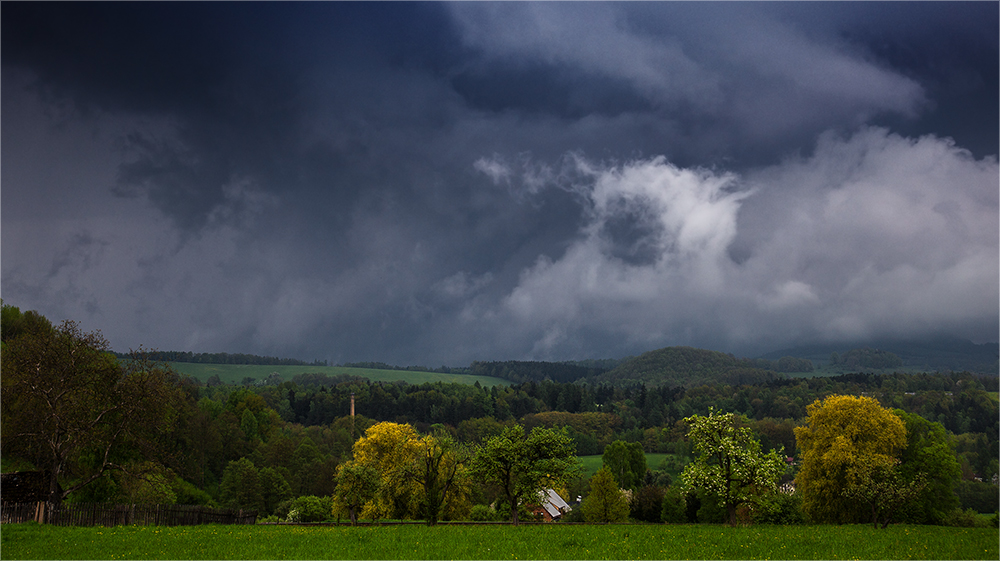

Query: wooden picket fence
left=0, top=502, right=257, bottom=526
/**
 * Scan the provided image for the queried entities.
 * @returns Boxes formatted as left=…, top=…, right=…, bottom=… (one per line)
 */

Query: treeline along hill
left=2, top=302, right=997, bottom=527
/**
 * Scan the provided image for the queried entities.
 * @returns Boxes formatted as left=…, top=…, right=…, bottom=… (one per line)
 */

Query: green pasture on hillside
left=167, top=362, right=510, bottom=387
left=2, top=522, right=996, bottom=560
left=578, top=453, right=680, bottom=477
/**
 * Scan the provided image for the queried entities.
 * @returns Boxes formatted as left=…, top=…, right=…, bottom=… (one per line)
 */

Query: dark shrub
left=955, top=480, right=1000, bottom=513
left=469, top=504, right=503, bottom=521
left=756, top=492, right=804, bottom=525
left=945, top=507, right=980, bottom=527
left=661, top=486, right=686, bottom=524
left=289, top=495, right=333, bottom=522
left=631, top=485, right=665, bottom=523
left=695, top=489, right=726, bottom=524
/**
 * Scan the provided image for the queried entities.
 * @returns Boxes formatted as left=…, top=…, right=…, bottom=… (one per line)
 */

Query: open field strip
left=2, top=522, right=996, bottom=560
left=577, top=453, right=679, bottom=477
left=167, top=362, right=510, bottom=387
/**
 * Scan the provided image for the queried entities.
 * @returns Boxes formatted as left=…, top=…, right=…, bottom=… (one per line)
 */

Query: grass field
left=2, top=522, right=996, bottom=560
left=166, top=362, right=510, bottom=387
left=577, top=453, right=680, bottom=477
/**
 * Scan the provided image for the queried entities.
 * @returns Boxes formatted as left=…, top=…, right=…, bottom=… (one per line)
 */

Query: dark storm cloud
left=3, top=2, right=467, bottom=231
left=2, top=2, right=996, bottom=364
left=447, top=2, right=932, bottom=167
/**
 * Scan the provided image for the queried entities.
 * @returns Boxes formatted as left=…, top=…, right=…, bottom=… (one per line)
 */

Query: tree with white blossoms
left=681, top=408, right=786, bottom=526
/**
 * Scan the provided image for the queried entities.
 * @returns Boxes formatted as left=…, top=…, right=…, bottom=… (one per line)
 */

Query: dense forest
left=2, top=302, right=997, bottom=526
left=114, top=350, right=328, bottom=367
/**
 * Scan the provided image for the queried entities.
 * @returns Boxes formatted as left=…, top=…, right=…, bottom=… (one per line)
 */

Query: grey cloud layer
left=449, top=3, right=928, bottom=166
left=1, top=3, right=996, bottom=364
left=464, top=129, right=997, bottom=360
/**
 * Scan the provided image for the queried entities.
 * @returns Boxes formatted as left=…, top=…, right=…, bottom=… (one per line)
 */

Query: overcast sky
left=3, top=2, right=997, bottom=365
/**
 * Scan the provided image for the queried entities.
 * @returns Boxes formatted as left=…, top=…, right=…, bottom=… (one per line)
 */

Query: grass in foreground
left=2, top=522, right=997, bottom=560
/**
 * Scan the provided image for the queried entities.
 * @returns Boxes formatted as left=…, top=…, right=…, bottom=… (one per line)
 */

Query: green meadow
left=2, top=522, right=996, bottom=560
left=577, top=453, right=678, bottom=478
left=167, top=362, right=510, bottom=387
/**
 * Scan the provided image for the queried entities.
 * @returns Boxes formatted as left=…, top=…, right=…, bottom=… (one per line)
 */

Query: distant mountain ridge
left=759, top=337, right=998, bottom=374
left=583, top=338, right=996, bottom=388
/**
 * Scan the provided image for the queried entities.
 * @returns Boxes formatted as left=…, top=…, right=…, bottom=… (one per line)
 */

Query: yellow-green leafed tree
left=353, top=421, right=422, bottom=520
left=345, top=421, right=471, bottom=524
left=794, top=395, right=907, bottom=523
left=581, top=467, right=629, bottom=523
left=411, top=434, right=472, bottom=525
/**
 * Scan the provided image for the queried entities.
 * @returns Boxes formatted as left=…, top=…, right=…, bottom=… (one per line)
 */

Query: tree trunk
left=49, top=462, right=63, bottom=505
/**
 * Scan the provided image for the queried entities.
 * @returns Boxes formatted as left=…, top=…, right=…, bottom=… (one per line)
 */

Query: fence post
left=34, top=502, right=45, bottom=525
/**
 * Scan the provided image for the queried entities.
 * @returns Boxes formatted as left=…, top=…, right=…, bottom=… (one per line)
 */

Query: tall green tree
left=794, top=395, right=907, bottom=523
left=219, top=458, right=262, bottom=512
left=660, top=486, right=687, bottom=523
left=258, top=467, right=293, bottom=516
left=601, top=440, right=647, bottom=490
left=893, top=410, right=961, bottom=524
left=469, top=424, right=579, bottom=525
left=1, top=318, right=180, bottom=503
left=332, top=461, right=379, bottom=525
left=681, top=408, right=785, bottom=526
left=843, top=458, right=925, bottom=529
left=581, top=467, right=629, bottom=523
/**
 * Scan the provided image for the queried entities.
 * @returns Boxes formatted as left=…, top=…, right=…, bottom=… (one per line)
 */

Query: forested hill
left=466, top=360, right=621, bottom=384
left=588, top=346, right=791, bottom=388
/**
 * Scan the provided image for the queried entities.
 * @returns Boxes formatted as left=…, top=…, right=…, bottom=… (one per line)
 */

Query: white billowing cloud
left=467, top=128, right=998, bottom=358
left=469, top=154, right=752, bottom=357
left=738, top=127, right=998, bottom=344
left=578, top=155, right=747, bottom=288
